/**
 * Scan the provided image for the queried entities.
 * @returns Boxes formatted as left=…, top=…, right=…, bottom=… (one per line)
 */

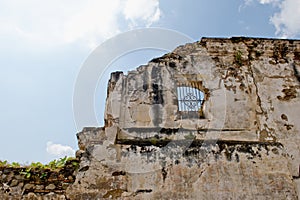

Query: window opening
left=176, top=82, right=205, bottom=118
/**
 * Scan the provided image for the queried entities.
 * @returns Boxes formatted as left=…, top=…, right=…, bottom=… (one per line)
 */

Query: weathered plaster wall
left=66, top=37, right=300, bottom=199
left=1, top=37, right=299, bottom=199
left=104, top=37, right=300, bottom=170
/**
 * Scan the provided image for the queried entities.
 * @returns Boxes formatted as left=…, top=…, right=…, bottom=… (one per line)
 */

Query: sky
left=0, top=0, right=299, bottom=164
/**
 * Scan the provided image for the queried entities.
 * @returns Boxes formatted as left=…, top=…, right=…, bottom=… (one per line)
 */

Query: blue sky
left=0, top=0, right=299, bottom=163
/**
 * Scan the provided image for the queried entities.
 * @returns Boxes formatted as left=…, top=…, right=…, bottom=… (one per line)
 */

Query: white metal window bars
left=176, top=82, right=204, bottom=118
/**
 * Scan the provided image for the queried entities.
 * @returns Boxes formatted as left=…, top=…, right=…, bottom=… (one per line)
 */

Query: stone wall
left=1, top=37, right=300, bottom=199
left=0, top=159, right=78, bottom=200
left=66, top=37, right=300, bottom=199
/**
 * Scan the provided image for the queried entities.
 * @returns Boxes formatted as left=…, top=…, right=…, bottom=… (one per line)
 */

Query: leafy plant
left=44, top=156, right=78, bottom=170
left=46, top=160, right=57, bottom=169
left=70, top=160, right=79, bottom=169
left=20, top=168, right=32, bottom=179
left=55, top=156, right=68, bottom=168
left=0, top=160, right=22, bottom=168
left=1, top=157, right=78, bottom=171
left=30, top=162, right=44, bottom=169
left=0, top=160, right=8, bottom=167
left=235, top=50, right=243, bottom=66
left=11, top=162, right=21, bottom=167
left=39, top=172, right=48, bottom=179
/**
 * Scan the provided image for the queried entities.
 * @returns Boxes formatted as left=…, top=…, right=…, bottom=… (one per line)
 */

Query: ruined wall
left=103, top=37, right=300, bottom=171
left=2, top=37, right=299, bottom=199
left=65, top=37, right=300, bottom=199
left=0, top=159, right=78, bottom=199
left=70, top=128, right=297, bottom=199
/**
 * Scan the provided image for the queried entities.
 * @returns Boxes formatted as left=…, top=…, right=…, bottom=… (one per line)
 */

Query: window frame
left=176, top=81, right=205, bottom=119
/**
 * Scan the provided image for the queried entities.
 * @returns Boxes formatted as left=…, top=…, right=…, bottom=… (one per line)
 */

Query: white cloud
left=270, top=0, right=300, bottom=38
left=123, top=0, right=161, bottom=27
left=0, top=0, right=161, bottom=49
left=258, top=0, right=280, bottom=5
left=63, top=0, right=122, bottom=49
left=243, top=0, right=280, bottom=6
left=243, top=0, right=300, bottom=38
left=46, top=141, right=75, bottom=157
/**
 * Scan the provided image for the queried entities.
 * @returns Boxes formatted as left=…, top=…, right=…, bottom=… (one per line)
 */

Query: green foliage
left=55, top=156, right=68, bottom=168
left=149, top=138, right=157, bottom=145
left=45, top=156, right=72, bottom=169
left=0, top=156, right=78, bottom=170
left=46, top=160, right=57, bottom=169
left=39, top=172, right=48, bottom=179
left=0, top=160, right=8, bottom=167
left=30, top=162, right=44, bottom=169
left=1, top=157, right=79, bottom=181
left=70, top=160, right=79, bottom=168
left=235, top=50, right=243, bottom=66
left=11, top=162, right=21, bottom=167
left=184, top=133, right=196, bottom=140
left=20, top=168, right=32, bottom=179
left=0, top=160, right=21, bottom=168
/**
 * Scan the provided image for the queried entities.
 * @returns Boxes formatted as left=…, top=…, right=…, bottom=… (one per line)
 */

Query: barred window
left=176, top=82, right=205, bottom=118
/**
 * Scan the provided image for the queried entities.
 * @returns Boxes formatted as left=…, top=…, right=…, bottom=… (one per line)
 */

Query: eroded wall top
left=104, top=37, right=300, bottom=143
left=68, top=37, right=300, bottom=199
